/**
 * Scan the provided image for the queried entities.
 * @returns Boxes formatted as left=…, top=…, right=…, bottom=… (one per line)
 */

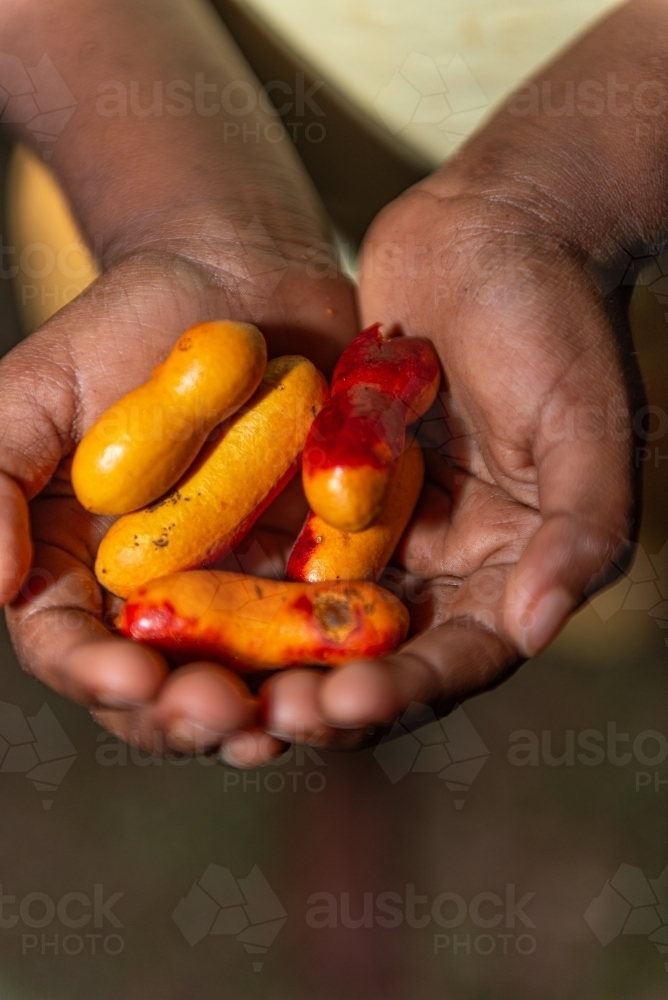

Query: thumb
left=359, top=192, right=636, bottom=661
left=0, top=251, right=217, bottom=606
left=0, top=324, right=80, bottom=603
left=503, top=383, right=634, bottom=656
left=501, top=287, right=636, bottom=657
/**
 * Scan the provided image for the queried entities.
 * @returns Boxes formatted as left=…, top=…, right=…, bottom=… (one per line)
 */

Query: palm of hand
left=257, top=187, right=634, bottom=749
left=4, top=249, right=358, bottom=766
left=2, top=186, right=636, bottom=764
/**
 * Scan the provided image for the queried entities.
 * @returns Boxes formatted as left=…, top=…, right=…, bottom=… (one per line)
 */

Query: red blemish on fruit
left=305, top=385, right=404, bottom=472
left=331, top=323, right=440, bottom=408
left=292, top=594, right=313, bottom=615
left=286, top=515, right=319, bottom=581
left=119, top=599, right=192, bottom=642
left=119, top=601, right=240, bottom=664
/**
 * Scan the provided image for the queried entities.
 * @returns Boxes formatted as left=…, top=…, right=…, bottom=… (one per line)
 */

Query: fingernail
left=166, top=721, right=223, bottom=753
left=218, top=732, right=254, bottom=767
left=519, top=587, right=574, bottom=657
left=96, top=694, right=149, bottom=710
left=265, top=728, right=291, bottom=741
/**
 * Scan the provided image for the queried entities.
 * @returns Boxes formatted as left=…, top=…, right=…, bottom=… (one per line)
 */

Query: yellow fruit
left=72, top=320, right=267, bottom=514
left=287, top=440, right=424, bottom=581
left=96, top=356, right=328, bottom=597
left=118, top=571, right=410, bottom=671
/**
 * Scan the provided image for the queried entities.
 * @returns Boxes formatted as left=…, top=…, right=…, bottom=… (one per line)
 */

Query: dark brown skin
left=0, top=0, right=356, bottom=765
left=0, top=0, right=663, bottom=764
left=261, top=0, right=666, bottom=751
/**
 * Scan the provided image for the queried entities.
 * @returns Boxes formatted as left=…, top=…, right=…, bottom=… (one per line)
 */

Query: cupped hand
left=262, top=0, right=668, bottom=747
left=0, top=0, right=357, bottom=765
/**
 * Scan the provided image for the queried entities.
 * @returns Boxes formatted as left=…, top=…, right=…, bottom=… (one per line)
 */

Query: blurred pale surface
left=7, top=0, right=627, bottom=332
left=242, top=0, right=626, bottom=163
left=6, top=144, right=98, bottom=334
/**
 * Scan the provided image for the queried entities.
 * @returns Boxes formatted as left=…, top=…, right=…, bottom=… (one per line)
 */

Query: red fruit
left=302, top=324, right=440, bottom=531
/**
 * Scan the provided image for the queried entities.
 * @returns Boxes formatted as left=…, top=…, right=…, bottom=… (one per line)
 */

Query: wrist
left=1, top=0, right=327, bottom=263
left=423, top=0, right=668, bottom=260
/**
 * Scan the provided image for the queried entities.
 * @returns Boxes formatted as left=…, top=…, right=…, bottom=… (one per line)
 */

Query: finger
left=146, top=663, right=257, bottom=753
left=92, top=663, right=257, bottom=754
left=63, top=637, right=168, bottom=709
left=0, top=337, right=77, bottom=604
left=260, top=669, right=406, bottom=750
left=8, top=601, right=168, bottom=710
left=219, top=728, right=287, bottom=768
left=502, top=343, right=633, bottom=656
left=260, top=669, right=341, bottom=745
left=0, top=472, right=32, bottom=602
left=319, top=618, right=517, bottom=729
left=6, top=522, right=168, bottom=707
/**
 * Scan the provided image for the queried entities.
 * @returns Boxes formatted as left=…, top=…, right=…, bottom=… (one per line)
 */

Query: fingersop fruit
left=72, top=321, right=267, bottom=515
left=96, top=356, right=327, bottom=598
left=302, top=324, right=440, bottom=532
left=287, top=439, right=424, bottom=582
left=117, top=571, right=409, bottom=671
